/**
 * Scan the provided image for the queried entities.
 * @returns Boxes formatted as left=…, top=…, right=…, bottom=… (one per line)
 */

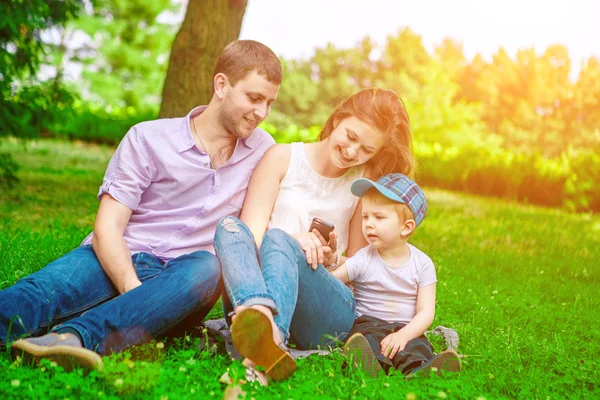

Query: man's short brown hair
left=213, top=40, right=282, bottom=87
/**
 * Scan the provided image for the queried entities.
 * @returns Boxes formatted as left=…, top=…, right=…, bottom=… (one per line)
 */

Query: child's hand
left=380, top=331, right=411, bottom=360
left=312, top=229, right=338, bottom=267
left=322, top=231, right=338, bottom=267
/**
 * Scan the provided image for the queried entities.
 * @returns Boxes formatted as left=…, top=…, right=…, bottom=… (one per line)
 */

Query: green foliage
left=1, top=81, right=77, bottom=139
left=0, top=0, right=83, bottom=82
left=263, top=30, right=600, bottom=212
left=274, top=30, right=600, bottom=159
left=48, top=101, right=158, bottom=145
left=70, top=0, right=179, bottom=110
left=274, top=29, right=488, bottom=147
left=260, top=122, right=321, bottom=144
left=0, top=0, right=84, bottom=139
left=260, top=123, right=600, bottom=213
left=415, top=141, right=600, bottom=213
left=4, top=6, right=600, bottom=212
left=1, top=139, right=599, bottom=398
left=1, top=0, right=82, bottom=187
left=275, top=38, right=380, bottom=129
left=0, top=152, right=19, bottom=187
left=456, top=46, right=600, bottom=157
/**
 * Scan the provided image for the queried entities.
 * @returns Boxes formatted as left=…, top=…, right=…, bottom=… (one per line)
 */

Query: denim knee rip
left=220, top=217, right=240, bottom=233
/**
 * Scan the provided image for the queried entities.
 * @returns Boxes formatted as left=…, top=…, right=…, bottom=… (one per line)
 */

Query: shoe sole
left=343, top=333, right=384, bottom=378
left=409, top=349, right=461, bottom=377
left=10, top=339, right=103, bottom=372
left=230, top=308, right=296, bottom=381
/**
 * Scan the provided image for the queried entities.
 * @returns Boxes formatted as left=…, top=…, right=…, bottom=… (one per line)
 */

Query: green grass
left=1, top=138, right=599, bottom=399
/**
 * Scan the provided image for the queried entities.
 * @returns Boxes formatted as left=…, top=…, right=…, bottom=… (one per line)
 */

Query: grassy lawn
left=1, top=138, right=599, bottom=399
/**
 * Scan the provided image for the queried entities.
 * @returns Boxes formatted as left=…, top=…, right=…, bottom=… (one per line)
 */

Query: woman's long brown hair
left=318, top=88, right=415, bottom=179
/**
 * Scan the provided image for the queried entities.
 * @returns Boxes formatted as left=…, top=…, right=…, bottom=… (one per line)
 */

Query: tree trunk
left=159, top=0, right=248, bottom=118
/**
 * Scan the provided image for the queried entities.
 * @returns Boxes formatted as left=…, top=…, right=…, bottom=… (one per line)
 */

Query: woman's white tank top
left=267, top=142, right=365, bottom=254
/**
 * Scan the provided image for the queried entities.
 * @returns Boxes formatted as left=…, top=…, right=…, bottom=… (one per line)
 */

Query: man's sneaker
left=343, top=333, right=384, bottom=378
left=407, top=349, right=461, bottom=378
left=10, top=333, right=103, bottom=372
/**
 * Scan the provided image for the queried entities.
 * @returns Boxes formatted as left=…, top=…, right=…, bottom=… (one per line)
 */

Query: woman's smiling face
left=327, top=116, right=385, bottom=169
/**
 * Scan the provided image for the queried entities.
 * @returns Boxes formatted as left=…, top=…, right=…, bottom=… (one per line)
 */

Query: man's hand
left=93, top=194, right=138, bottom=294
left=122, top=277, right=142, bottom=294
left=380, top=331, right=411, bottom=359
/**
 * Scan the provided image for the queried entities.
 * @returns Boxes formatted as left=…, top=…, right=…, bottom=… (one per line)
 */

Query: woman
left=214, top=88, right=415, bottom=382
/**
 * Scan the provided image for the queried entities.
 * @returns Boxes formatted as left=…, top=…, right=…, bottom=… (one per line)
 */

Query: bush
left=1, top=82, right=77, bottom=140
left=0, top=151, right=19, bottom=187
left=415, top=141, right=600, bottom=213
left=259, top=124, right=600, bottom=213
left=27, top=106, right=600, bottom=213
left=260, top=122, right=321, bottom=144
left=49, top=102, right=158, bottom=146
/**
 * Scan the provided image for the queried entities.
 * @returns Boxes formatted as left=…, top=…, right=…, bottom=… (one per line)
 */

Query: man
left=1, top=40, right=282, bottom=371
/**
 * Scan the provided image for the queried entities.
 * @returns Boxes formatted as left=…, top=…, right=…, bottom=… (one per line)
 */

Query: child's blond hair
left=363, top=188, right=416, bottom=235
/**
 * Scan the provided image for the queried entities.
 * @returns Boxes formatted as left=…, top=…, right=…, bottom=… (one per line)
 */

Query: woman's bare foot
left=242, top=357, right=257, bottom=369
left=233, top=305, right=282, bottom=346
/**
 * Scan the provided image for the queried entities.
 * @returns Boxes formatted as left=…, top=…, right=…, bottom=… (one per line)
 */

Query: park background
left=1, top=0, right=599, bottom=399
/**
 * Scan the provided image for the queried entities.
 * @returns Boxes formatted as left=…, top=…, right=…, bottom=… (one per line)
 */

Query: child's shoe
left=343, top=333, right=384, bottom=378
left=407, top=349, right=461, bottom=378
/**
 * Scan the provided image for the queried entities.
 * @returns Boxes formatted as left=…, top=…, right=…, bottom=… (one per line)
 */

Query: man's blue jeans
left=214, top=216, right=356, bottom=349
left=0, top=245, right=222, bottom=354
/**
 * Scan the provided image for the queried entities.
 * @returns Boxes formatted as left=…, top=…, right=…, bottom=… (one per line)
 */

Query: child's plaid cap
left=351, top=173, right=427, bottom=227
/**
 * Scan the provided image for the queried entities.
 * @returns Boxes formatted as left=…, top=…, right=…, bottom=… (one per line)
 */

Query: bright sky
left=239, top=0, right=600, bottom=74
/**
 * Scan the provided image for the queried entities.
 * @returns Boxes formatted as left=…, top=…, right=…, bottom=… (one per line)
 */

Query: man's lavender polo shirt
left=81, top=106, right=275, bottom=260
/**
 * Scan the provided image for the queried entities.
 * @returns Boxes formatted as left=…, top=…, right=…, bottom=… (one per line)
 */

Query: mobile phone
left=309, top=217, right=335, bottom=241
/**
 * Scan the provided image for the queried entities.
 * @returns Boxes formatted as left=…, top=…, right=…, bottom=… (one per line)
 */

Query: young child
left=331, top=173, right=461, bottom=377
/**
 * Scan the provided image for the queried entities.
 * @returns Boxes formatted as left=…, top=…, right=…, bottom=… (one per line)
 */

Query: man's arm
left=91, top=193, right=139, bottom=294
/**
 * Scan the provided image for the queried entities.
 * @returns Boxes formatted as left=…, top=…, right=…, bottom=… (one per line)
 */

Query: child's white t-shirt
left=345, top=243, right=437, bottom=323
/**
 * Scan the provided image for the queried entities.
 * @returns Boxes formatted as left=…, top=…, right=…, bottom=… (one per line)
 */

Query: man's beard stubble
left=218, top=100, right=245, bottom=140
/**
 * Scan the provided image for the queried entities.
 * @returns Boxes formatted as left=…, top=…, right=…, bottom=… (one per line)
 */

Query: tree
left=435, top=38, right=467, bottom=80
left=378, top=28, right=433, bottom=88
left=0, top=0, right=84, bottom=186
left=159, top=0, right=247, bottom=118
left=274, top=39, right=376, bottom=129
left=573, top=56, right=600, bottom=150
left=1, top=0, right=83, bottom=138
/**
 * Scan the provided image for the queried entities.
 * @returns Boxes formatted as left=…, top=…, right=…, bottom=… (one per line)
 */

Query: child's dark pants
left=347, top=314, right=434, bottom=374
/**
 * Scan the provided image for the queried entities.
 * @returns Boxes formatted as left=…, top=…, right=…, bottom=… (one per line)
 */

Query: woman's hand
left=292, top=230, right=336, bottom=270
